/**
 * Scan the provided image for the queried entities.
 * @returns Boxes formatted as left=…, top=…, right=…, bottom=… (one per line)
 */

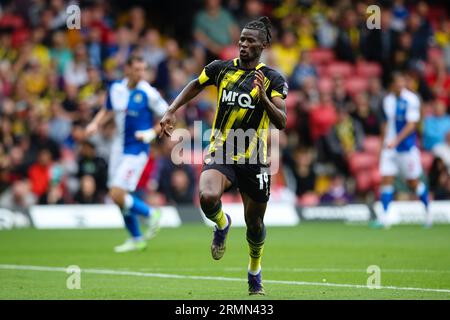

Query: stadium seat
left=318, top=77, right=333, bottom=93
left=428, top=47, right=443, bottom=61
left=345, top=77, right=369, bottom=96
left=316, top=65, right=328, bottom=77
left=326, top=62, right=353, bottom=78
left=285, top=90, right=300, bottom=110
left=308, top=48, right=335, bottom=65
left=286, top=113, right=297, bottom=130
left=355, top=61, right=382, bottom=78
left=355, top=172, right=373, bottom=193
left=420, top=151, right=434, bottom=173
left=363, top=136, right=382, bottom=156
left=423, top=62, right=434, bottom=78
left=348, top=152, right=377, bottom=175
left=220, top=46, right=239, bottom=61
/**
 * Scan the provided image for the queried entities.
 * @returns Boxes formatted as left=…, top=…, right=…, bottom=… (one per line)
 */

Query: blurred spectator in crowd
left=154, top=139, right=196, bottom=204
left=309, top=91, right=337, bottom=143
left=408, top=2, right=433, bottom=63
left=288, top=147, right=316, bottom=197
left=315, top=9, right=337, bottom=49
left=0, top=180, right=36, bottom=213
left=296, top=15, right=316, bottom=51
left=128, top=6, right=148, bottom=38
left=48, top=100, right=72, bottom=145
left=141, top=29, right=167, bottom=70
left=392, top=31, right=413, bottom=72
left=27, top=148, right=52, bottom=201
left=64, top=44, right=89, bottom=87
left=289, top=50, right=317, bottom=90
left=325, top=108, right=364, bottom=175
left=332, top=76, right=352, bottom=111
left=29, top=122, right=61, bottom=164
left=320, top=174, right=353, bottom=205
left=86, top=26, right=104, bottom=69
left=423, top=100, right=450, bottom=150
left=78, top=65, right=105, bottom=111
left=237, top=0, right=264, bottom=29
left=89, top=118, right=115, bottom=161
left=429, top=156, right=450, bottom=200
left=271, top=29, right=299, bottom=78
left=50, top=31, right=73, bottom=76
left=74, top=174, right=101, bottom=204
left=168, top=167, right=196, bottom=204
left=433, top=131, right=450, bottom=172
left=391, top=0, right=409, bottom=32
left=351, top=92, right=381, bottom=136
left=367, top=77, right=386, bottom=114
left=363, top=9, right=398, bottom=84
left=76, top=140, right=108, bottom=197
left=334, top=8, right=361, bottom=63
left=425, top=57, right=450, bottom=106
left=194, top=0, right=239, bottom=61
left=107, top=26, right=134, bottom=70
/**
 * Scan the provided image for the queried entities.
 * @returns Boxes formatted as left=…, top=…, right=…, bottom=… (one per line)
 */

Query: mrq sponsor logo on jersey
left=221, top=89, right=255, bottom=109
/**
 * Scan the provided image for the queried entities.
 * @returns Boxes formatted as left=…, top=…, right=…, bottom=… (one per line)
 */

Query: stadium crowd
left=0, top=0, right=450, bottom=213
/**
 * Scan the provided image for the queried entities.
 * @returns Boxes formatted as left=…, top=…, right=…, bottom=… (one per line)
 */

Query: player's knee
left=246, top=218, right=264, bottom=236
left=199, top=190, right=221, bottom=211
left=109, top=188, right=125, bottom=207
left=406, top=180, right=418, bottom=191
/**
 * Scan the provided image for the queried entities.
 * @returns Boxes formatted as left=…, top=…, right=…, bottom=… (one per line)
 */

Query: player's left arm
left=387, top=95, right=421, bottom=149
left=254, top=70, right=287, bottom=130
left=135, top=87, right=169, bottom=143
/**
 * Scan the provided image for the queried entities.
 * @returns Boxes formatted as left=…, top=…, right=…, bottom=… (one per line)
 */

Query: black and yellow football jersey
left=198, top=58, right=288, bottom=165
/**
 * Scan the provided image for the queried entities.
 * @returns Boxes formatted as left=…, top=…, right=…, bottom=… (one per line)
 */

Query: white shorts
left=108, top=152, right=148, bottom=192
left=379, top=147, right=423, bottom=180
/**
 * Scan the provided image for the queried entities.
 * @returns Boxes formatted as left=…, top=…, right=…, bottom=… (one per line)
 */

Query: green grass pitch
left=0, top=222, right=449, bottom=299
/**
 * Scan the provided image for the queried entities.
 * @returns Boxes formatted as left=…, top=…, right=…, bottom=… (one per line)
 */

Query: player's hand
left=135, top=129, right=157, bottom=143
left=159, top=109, right=176, bottom=138
left=85, top=122, right=98, bottom=137
left=254, top=70, right=268, bottom=102
left=386, top=140, right=398, bottom=149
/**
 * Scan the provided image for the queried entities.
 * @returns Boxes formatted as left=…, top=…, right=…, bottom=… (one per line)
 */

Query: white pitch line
left=0, top=264, right=449, bottom=294
left=132, top=267, right=450, bottom=274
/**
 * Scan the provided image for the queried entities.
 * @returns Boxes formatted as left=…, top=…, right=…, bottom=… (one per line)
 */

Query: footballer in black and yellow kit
left=160, top=17, right=288, bottom=295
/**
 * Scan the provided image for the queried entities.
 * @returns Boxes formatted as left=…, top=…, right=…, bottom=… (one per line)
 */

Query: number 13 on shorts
left=256, top=172, right=269, bottom=190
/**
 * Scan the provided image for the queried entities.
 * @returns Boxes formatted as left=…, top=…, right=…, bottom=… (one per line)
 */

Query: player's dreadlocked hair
left=244, top=16, right=272, bottom=44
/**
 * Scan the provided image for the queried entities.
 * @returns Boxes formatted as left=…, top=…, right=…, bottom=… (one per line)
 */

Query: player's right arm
left=160, top=60, right=222, bottom=137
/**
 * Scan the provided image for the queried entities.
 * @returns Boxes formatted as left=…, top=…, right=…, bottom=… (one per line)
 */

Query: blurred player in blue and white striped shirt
left=376, top=72, right=431, bottom=228
left=86, top=56, right=168, bottom=251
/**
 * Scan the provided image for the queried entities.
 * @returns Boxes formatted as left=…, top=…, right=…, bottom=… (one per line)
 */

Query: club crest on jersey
left=133, top=93, right=143, bottom=104
left=221, top=89, right=255, bottom=109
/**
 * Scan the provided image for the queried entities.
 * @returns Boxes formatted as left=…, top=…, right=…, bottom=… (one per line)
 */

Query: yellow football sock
left=248, top=240, right=264, bottom=274
left=212, top=209, right=228, bottom=230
